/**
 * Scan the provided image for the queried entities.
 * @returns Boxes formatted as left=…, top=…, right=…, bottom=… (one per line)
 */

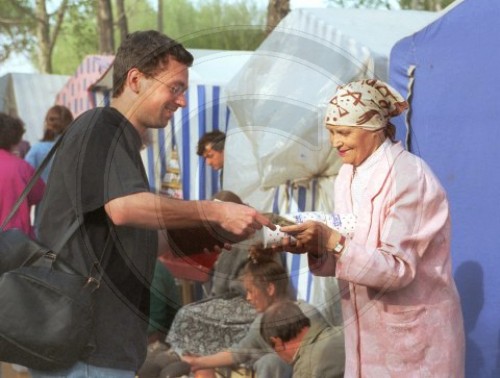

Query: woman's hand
left=281, top=221, right=340, bottom=256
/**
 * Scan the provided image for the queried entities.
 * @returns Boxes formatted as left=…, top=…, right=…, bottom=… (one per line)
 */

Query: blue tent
left=389, top=0, right=500, bottom=375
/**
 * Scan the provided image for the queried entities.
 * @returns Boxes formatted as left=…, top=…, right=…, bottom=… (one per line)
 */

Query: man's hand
left=213, top=202, right=276, bottom=242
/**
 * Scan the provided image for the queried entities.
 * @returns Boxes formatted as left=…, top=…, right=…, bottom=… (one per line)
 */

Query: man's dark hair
left=112, top=30, right=194, bottom=97
left=196, top=130, right=226, bottom=156
left=260, top=300, right=311, bottom=347
left=0, top=112, right=25, bottom=150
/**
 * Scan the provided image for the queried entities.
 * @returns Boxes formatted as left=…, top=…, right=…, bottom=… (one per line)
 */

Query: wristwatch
left=332, top=234, right=346, bottom=254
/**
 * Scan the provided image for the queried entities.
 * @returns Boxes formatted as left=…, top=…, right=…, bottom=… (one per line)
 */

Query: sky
left=0, top=0, right=328, bottom=77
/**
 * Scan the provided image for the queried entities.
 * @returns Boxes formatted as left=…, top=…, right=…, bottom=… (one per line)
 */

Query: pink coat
left=309, top=142, right=465, bottom=377
left=0, top=149, right=45, bottom=238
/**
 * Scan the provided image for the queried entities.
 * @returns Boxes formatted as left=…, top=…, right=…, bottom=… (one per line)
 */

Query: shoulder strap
left=52, top=218, right=80, bottom=253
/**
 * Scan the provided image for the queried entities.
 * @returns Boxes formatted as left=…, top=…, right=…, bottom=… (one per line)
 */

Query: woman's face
left=327, top=125, right=385, bottom=167
left=243, top=275, right=273, bottom=313
left=45, top=110, right=62, bottom=131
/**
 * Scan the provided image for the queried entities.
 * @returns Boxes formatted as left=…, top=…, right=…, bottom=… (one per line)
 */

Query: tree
left=97, top=0, right=114, bottom=54
left=398, top=0, right=455, bottom=11
left=116, top=0, right=128, bottom=44
left=0, top=1, right=34, bottom=62
left=266, top=0, right=290, bottom=34
left=2, top=0, right=266, bottom=75
left=157, top=0, right=163, bottom=33
left=51, top=0, right=98, bottom=74
left=327, top=0, right=456, bottom=11
left=0, top=0, right=69, bottom=73
left=117, top=0, right=155, bottom=36
left=162, top=0, right=267, bottom=50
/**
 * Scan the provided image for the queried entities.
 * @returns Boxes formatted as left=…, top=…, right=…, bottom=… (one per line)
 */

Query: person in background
left=197, top=130, right=225, bottom=188
left=25, top=105, right=74, bottom=183
left=280, top=79, right=465, bottom=377
left=25, top=105, right=74, bottom=235
left=207, top=190, right=252, bottom=298
left=0, top=113, right=45, bottom=239
left=139, top=191, right=258, bottom=378
left=33, top=30, right=272, bottom=378
left=11, top=139, right=31, bottom=158
left=181, top=250, right=336, bottom=378
left=260, top=299, right=345, bottom=378
left=197, top=130, right=225, bottom=171
left=165, top=191, right=258, bottom=354
left=147, top=260, right=180, bottom=345
left=147, top=190, right=246, bottom=349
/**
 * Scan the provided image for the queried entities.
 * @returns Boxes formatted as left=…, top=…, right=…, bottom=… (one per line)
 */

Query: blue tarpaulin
left=389, top=0, right=500, bottom=376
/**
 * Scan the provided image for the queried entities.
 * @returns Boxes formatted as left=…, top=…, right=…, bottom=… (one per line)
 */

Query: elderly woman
left=281, top=79, right=465, bottom=377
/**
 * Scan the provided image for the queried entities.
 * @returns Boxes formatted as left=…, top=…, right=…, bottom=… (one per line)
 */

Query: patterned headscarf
left=325, top=79, right=408, bottom=130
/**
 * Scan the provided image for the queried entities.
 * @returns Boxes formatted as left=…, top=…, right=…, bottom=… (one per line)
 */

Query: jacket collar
left=292, top=321, right=328, bottom=366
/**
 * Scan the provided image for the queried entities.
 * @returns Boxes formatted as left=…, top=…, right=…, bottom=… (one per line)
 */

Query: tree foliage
left=97, top=0, right=115, bottom=54
left=51, top=0, right=98, bottom=75
left=1, top=0, right=267, bottom=75
left=0, top=0, right=69, bottom=73
left=161, top=0, right=267, bottom=51
left=266, top=0, right=290, bottom=35
left=327, top=0, right=456, bottom=11
left=0, top=0, right=36, bottom=62
left=398, top=0, right=455, bottom=11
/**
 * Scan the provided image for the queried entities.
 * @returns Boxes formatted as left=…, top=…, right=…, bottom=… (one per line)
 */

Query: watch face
left=334, top=235, right=346, bottom=253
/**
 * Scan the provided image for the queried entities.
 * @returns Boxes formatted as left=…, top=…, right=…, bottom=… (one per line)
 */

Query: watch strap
left=332, top=234, right=346, bottom=254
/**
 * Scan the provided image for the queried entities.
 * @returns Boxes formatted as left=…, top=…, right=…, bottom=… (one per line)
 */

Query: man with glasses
left=34, top=30, right=273, bottom=378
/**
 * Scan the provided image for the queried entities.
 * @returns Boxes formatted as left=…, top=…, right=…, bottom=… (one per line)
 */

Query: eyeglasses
left=151, top=76, right=187, bottom=96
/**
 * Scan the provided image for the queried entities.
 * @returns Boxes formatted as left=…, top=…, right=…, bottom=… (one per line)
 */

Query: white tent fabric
left=223, top=8, right=439, bottom=321
left=0, top=73, right=69, bottom=145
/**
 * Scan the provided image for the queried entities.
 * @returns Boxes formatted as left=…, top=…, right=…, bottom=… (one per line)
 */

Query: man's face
left=133, top=58, right=189, bottom=132
left=203, top=144, right=224, bottom=170
left=270, top=337, right=296, bottom=364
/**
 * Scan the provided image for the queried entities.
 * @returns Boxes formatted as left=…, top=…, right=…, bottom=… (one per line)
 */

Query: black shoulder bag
left=0, top=136, right=109, bottom=371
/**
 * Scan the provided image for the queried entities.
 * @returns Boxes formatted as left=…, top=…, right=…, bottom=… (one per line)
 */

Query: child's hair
left=242, top=248, right=290, bottom=300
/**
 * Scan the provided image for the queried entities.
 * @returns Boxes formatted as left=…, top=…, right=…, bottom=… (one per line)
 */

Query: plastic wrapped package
left=241, top=211, right=356, bottom=249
